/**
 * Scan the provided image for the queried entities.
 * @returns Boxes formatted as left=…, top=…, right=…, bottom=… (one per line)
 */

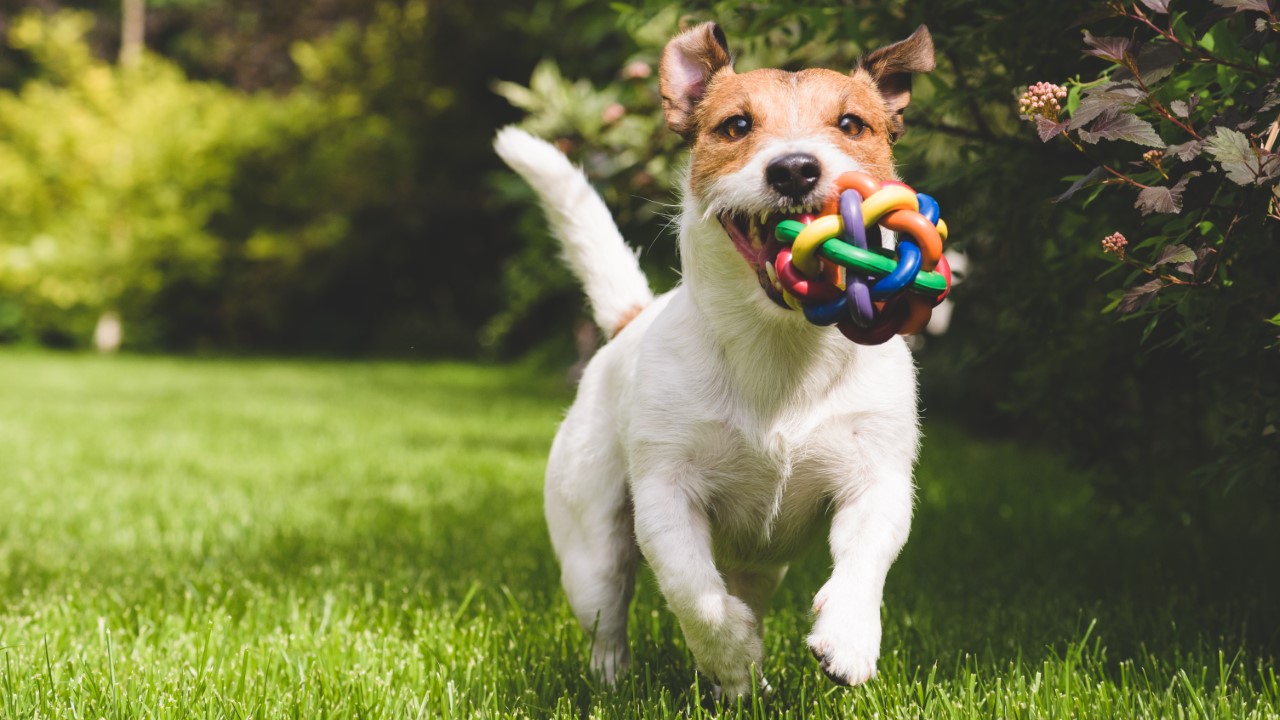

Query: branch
left=1127, top=5, right=1267, bottom=78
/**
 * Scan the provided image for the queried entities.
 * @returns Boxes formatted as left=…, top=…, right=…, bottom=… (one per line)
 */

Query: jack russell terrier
left=494, top=21, right=935, bottom=698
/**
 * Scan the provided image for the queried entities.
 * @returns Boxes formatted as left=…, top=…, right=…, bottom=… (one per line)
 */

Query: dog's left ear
left=858, top=25, right=935, bottom=140
left=659, top=22, right=735, bottom=138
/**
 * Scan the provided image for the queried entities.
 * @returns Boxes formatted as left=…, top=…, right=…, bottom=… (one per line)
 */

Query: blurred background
left=0, top=0, right=1276, bottom=559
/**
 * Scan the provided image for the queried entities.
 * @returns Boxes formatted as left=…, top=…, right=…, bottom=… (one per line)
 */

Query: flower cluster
left=1018, top=82, right=1068, bottom=121
left=1143, top=149, right=1164, bottom=168
left=1101, top=232, right=1128, bottom=258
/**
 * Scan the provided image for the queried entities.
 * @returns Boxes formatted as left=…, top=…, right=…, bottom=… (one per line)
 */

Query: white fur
left=493, top=127, right=654, bottom=336
left=496, top=123, right=920, bottom=698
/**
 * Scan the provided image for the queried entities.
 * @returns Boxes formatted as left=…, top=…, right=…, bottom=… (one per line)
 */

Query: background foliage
left=494, top=0, right=1280, bottom=525
left=0, top=1, right=1275, bottom=528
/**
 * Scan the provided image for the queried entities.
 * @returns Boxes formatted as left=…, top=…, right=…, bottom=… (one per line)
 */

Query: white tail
left=493, top=126, right=653, bottom=337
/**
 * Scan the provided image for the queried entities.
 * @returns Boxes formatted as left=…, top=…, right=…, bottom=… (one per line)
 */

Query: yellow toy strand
left=790, top=185, right=920, bottom=276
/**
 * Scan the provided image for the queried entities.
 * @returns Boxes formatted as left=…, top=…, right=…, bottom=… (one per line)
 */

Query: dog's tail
left=494, top=126, right=654, bottom=337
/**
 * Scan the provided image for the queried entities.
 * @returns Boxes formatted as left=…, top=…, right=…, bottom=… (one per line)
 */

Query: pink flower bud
left=602, top=103, right=626, bottom=124
left=622, top=61, right=652, bottom=79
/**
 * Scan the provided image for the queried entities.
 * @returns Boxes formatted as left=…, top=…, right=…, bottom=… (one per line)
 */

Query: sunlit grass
left=0, top=351, right=1275, bottom=718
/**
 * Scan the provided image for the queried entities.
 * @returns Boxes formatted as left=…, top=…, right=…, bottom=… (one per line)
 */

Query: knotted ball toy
left=770, top=171, right=952, bottom=346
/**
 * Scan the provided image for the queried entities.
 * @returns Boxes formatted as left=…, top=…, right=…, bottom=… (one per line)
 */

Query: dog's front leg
left=631, top=470, right=764, bottom=698
left=808, top=471, right=913, bottom=686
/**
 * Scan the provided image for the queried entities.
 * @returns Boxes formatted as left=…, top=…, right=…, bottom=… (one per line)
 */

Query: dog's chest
left=684, top=417, right=845, bottom=565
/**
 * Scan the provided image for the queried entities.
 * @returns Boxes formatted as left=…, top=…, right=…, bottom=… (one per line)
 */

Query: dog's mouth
left=718, top=207, right=820, bottom=308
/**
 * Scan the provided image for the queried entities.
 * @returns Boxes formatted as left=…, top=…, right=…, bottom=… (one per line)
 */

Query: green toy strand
left=774, top=219, right=947, bottom=297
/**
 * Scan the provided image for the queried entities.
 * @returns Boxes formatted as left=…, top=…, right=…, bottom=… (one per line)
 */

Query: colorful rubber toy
left=771, top=171, right=952, bottom=346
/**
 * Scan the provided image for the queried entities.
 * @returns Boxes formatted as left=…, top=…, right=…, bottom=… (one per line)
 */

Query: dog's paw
left=681, top=593, right=764, bottom=699
left=806, top=587, right=882, bottom=687
left=590, top=643, right=630, bottom=686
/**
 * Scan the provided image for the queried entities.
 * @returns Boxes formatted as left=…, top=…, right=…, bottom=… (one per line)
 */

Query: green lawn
left=0, top=351, right=1275, bottom=718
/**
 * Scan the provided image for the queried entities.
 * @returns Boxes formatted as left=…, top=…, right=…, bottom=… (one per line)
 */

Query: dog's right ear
left=659, top=22, right=734, bottom=138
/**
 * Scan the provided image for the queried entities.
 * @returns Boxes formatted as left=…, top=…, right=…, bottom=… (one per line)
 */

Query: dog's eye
left=717, top=115, right=752, bottom=140
left=838, top=114, right=866, bottom=137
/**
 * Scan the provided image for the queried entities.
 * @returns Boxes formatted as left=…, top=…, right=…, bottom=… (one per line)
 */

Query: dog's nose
left=765, top=153, right=822, bottom=200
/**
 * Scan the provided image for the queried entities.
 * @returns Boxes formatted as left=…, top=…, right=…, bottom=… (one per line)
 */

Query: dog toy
left=772, top=171, right=952, bottom=345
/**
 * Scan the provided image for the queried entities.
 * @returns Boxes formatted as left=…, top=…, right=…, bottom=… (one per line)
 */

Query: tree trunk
left=120, top=0, right=145, bottom=68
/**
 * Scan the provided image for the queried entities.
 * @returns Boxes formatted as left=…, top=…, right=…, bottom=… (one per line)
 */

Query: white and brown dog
left=495, top=22, right=935, bottom=698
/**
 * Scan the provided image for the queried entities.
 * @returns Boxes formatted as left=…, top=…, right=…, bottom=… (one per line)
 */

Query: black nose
left=765, top=153, right=821, bottom=200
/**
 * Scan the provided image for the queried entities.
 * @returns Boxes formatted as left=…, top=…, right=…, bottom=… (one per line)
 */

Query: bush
left=494, top=1, right=1279, bottom=519
left=0, top=10, right=389, bottom=349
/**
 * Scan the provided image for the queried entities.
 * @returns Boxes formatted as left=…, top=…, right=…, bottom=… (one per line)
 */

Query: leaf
left=1113, top=43, right=1182, bottom=84
left=1068, top=83, right=1146, bottom=130
left=1169, top=97, right=1204, bottom=119
left=1135, top=173, right=1196, bottom=215
left=1211, top=0, right=1272, bottom=12
left=1166, top=139, right=1204, bottom=161
left=1252, top=81, right=1279, bottom=114
left=1085, top=80, right=1146, bottom=102
left=1069, top=94, right=1130, bottom=130
left=1078, top=109, right=1167, bottom=147
left=1138, top=0, right=1171, bottom=12
left=1117, top=279, right=1163, bottom=314
left=1053, top=166, right=1106, bottom=203
left=1135, top=186, right=1180, bottom=215
left=1036, top=116, right=1067, bottom=141
left=1082, top=31, right=1135, bottom=62
left=1151, top=244, right=1196, bottom=267
left=1177, top=247, right=1216, bottom=276
left=1205, top=126, right=1280, bottom=185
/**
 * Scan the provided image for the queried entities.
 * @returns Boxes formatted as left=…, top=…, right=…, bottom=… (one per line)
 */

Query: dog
left=494, top=22, right=935, bottom=698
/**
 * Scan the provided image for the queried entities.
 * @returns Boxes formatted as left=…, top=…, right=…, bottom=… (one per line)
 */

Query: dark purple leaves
left=1151, top=244, right=1196, bottom=267
left=1078, top=109, right=1166, bottom=147
left=1036, top=116, right=1068, bottom=141
left=1135, top=186, right=1180, bottom=215
left=1205, top=127, right=1280, bottom=185
left=1083, top=31, right=1135, bottom=62
left=1118, top=279, right=1164, bottom=314
left=1068, top=82, right=1144, bottom=131
left=1211, top=0, right=1272, bottom=13
left=1166, top=139, right=1204, bottom=161
left=1053, top=167, right=1107, bottom=203
left=1138, top=0, right=1171, bottom=12
left=1114, top=43, right=1182, bottom=84
left=1135, top=174, right=1195, bottom=215
left=1180, top=247, right=1216, bottom=277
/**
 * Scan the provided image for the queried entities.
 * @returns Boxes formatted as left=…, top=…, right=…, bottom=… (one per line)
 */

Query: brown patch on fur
left=610, top=303, right=647, bottom=338
left=686, top=68, right=899, bottom=200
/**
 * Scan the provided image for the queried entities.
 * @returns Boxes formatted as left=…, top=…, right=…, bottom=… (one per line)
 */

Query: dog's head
left=660, top=23, right=934, bottom=309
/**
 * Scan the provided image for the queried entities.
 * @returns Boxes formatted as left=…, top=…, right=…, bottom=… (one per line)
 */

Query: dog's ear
left=858, top=25, right=935, bottom=140
left=659, top=22, right=734, bottom=138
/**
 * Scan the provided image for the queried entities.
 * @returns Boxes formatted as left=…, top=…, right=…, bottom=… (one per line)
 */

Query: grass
left=0, top=350, right=1275, bottom=718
